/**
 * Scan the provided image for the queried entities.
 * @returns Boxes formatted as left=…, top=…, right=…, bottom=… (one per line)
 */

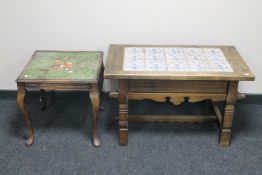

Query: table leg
left=119, top=80, right=128, bottom=145
left=99, top=63, right=104, bottom=111
left=219, top=81, right=238, bottom=147
left=40, top=89, right=47, bottom=111
left=90, top=85, right=101, bottom=147
left=17, top=82, right=34, bottom=146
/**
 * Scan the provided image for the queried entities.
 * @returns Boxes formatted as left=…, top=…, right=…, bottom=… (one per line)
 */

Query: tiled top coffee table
left=16, top=51, right=104, bottom=147
left=105, top=44, right=255, bottom=146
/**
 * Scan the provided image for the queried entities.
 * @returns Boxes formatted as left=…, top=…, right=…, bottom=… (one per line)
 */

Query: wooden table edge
left=104, top=74, right=255, bottom=81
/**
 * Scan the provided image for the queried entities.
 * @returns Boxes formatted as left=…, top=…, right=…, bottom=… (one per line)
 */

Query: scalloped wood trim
left=127, top=92, right=227, bottom=105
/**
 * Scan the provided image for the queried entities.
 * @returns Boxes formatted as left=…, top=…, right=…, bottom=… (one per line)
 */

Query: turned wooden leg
left=40, top=89, right=47, bottom=111
left=219, top=81, right=238, bottom=147
left=17, top=82, right=34, bottom=146
left=89, top=84, right=101, bottom=147
left=119, top=80, right=128, bottom=145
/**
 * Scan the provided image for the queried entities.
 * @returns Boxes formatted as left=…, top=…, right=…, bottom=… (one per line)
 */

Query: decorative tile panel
left=20, top=51, right=102, bottom=80
left=123, top=47, right=233, bottom=72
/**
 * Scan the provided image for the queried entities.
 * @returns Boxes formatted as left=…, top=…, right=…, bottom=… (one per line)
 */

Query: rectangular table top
left=16, top=51, right=103, bottom=83
left=104, top=45, right=255, bottom=81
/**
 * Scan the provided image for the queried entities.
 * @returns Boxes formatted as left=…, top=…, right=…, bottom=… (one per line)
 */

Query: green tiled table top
left=17, top=51, right=103, bottom=82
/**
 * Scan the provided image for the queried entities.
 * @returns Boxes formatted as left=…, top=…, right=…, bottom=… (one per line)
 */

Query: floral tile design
left=20, top=51, right=101, bottom=80
left=123, top=47, right=233, bottom=72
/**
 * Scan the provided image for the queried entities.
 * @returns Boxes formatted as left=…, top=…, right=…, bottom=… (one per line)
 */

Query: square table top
left=104, top=44, right=255, bottom=81
left=16, top=51, right=103, bottom=83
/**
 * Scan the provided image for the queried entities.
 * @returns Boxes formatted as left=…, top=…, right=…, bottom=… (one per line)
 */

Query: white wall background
left=0, top=0, right=261, bottom=93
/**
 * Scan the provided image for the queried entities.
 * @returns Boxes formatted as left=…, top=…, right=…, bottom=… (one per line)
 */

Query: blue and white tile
left=145, top=63, right=166, bottom=71
left=188, top=63, right=211, bottom=72
left=123, top=62, right=145, bottom=71
left=186, top=48, right=203, bottom=58
left=123, top=47, right=233, bottom=72
left=144, top=47, right=164, bottom=54
left=125, top=47, right=144, bottom=54
left=167, top=63, right=189, bottom=71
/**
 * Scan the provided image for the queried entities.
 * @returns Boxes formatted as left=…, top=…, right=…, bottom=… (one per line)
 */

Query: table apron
left=128, top=92, right=227, bottom=104
left=25, top=83, right=91, bottom=91
left=128, top=80, right=228, bottom=93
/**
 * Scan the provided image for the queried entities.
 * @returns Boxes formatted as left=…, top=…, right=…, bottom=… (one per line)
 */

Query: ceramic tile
left=20, top=51, right=102, bottom=80
left=123, top=47, right=233, bottom=72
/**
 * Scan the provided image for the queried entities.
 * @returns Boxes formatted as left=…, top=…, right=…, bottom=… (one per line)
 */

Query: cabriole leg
left=17, top=82, right=34, bottom=146
left=90, top=85, right=101, bottom=147
left=99, top=63, right=105, bottom=111
left=40, top=89, right=47, bottom=111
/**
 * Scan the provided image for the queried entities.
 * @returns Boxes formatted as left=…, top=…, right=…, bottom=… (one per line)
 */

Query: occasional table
left=104, top=44, right=255, bottom=146
left=16, top=51, right=104, bottom=147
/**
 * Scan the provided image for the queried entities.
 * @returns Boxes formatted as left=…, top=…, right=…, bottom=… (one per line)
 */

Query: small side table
left=16, top=51, right=104, bottom=147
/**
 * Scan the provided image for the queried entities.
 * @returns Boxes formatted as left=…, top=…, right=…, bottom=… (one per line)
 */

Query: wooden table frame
left=16, top=51, right=104, bottom=147
left=105, top=45, right=255, bottom=147
left=113, top=80, right=239, bottom=146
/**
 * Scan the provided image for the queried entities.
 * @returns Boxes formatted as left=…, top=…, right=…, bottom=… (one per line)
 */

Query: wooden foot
left=119, top=127, right=128, bottom=146
left=90, top=85, right=101, bottom=147
left=25, top=137, right=34, bottom=146
left=17, top=82, right=34, bottom=146
left=219, top=129, right=231, bottom=147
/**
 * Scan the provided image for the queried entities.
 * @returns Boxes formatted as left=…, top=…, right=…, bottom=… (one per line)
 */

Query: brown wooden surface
left=105, top=44, right=254, bottom=81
